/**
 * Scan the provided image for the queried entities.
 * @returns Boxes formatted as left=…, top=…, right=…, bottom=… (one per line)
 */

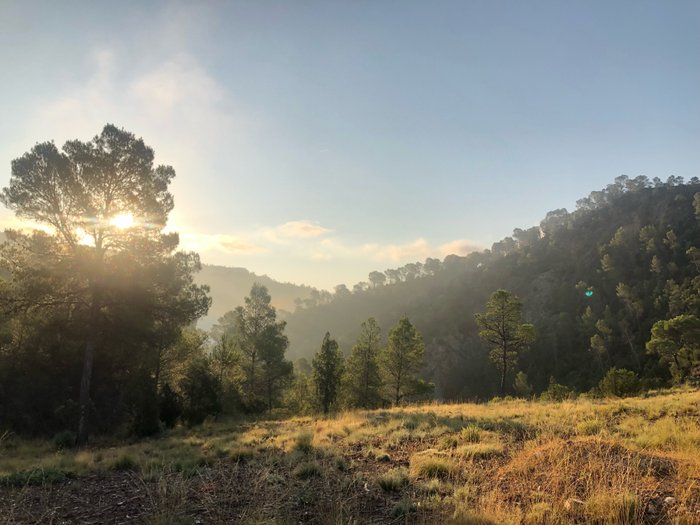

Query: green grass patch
left=455, top=442, right=505, bottom=459
left=293, top=461, right=321, bottom=479
left=377, top=468, right=409, bottom=492
left=410, top=452, right=454, bottom=478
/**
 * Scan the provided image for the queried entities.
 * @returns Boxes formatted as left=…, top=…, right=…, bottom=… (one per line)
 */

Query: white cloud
left=179, top=232, right=267, bottom=255
left=309, top=236, right=482, bottom=263
left=361, top=238, right=432, bottom=262
left=438, top=239, right=481, bottom=257
left=276, top=220, right=331, bottom=239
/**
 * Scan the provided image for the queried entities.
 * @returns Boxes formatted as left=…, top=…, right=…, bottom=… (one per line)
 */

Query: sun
left=111, top=212, right=134, bottom=229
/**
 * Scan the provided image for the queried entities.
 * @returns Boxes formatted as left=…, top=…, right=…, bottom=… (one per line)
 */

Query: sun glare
left=111, top=213, right=134, bottom=229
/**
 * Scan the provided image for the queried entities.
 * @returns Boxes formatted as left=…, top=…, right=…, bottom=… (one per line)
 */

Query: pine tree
left=475, top=290, right=535, bottom=395
left=380, top=316, right=431, bottom=405
left=343, top=318, right=383, bottom=408
left=312, top=332, right=344, bottom=414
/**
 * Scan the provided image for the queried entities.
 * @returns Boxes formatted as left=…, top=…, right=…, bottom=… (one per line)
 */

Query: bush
left=598, top=368, right=641, bottom=398
left=459, top=425, right=481, bottom=443
left=53, top=430, right=75, bottom=450
left=111, top=454, right=138, bottom=471
left=159, top=383, right=182, bottom=428
left=377, top=468, right=409, bottom=491
left=293, top=431, right=314, bottom=453
left=293, top=461, right=321, bottom=479
left=514, top=371, right=533, bottom=397
left=540, top=377, right=573, bottom=401
left=180, top=358, right=221, bottom=426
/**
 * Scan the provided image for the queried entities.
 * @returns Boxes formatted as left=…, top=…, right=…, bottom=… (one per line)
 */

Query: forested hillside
left=284, top=176, right=700, bottom=399
left=195, top=265, right=314, bottom=329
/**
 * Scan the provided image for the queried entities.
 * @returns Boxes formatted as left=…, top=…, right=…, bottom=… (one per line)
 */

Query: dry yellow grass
left=1, top=387, right=699, bottom=523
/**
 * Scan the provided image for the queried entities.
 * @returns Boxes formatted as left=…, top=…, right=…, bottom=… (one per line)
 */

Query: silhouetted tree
left=475, top=290, right=535, bottom=395
left=312, top=332, right=344, bottom=414
left=380, top=316, right=431, bottom=404
left=343, top=318, right=383, bottom=408
left=1, top=125, right=209, bottom=444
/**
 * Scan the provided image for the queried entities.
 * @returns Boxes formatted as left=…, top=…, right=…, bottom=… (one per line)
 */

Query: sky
left=0, top=1, right=698, bottom=289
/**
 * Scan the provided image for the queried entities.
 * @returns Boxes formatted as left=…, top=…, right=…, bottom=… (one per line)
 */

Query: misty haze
left=1, top=2, right=699, bottom=524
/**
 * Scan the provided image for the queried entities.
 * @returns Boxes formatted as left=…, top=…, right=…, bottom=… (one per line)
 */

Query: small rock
left=664, top=496, right=676, bottom=506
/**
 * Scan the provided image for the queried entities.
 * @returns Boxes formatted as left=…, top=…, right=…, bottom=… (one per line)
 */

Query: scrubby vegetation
left=1, top=388, right=699, bottom=523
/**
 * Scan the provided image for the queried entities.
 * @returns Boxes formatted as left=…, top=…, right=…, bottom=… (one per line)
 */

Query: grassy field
left=1, top=389, right=700, bottom=524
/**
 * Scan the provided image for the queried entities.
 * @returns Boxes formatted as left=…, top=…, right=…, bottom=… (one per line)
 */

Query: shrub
left=53, top=430, right=75, bottom=450
left=111, top=454, right=138, bottom=471
left=455, top=443, right=504, bottom=459
left=377, top=468, right=409, bottom=491
left=459, top=425, right=481, bottom=443
left=293, top=431, right=314, bottom=453
left=159, top=383, right=182, bottom=428
left=180, top=358, right=221, bottom=426
left=598, top=368, right=641, bottom=398
left=540, top=377, right=573, bottom=401
left=0, top=468, right=70, bottom=487
left=514, top=371, right=533, bottom=397
left=410, top=453, right=454, bottom=478
left=391, top=499, right=416, bottom=518
left=293, top=461, right=321, bottom=479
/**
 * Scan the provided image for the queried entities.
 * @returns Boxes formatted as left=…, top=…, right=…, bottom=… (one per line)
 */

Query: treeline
left=0, top=125, right=698, bottom=442
left=284, top=176, right=700, bottom=399
left=194, top=285, right=433, bottom=420
left=0, top=125, right=436, bottom=442
left=0, top=126, right=211, bottom=442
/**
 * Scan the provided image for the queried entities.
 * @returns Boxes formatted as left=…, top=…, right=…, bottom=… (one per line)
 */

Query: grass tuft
left=293, top=461, right=321, bottom=479
left=455, top=442, right=505, bottom=459
left=377, top=468, right=409, bottom=491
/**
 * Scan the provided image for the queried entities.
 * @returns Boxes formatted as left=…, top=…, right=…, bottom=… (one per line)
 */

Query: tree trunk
left=76, top=337, right=95, bottom=446
left=76, top=282, right=101, bottom=447
left=500, top=348, right=507, bottom=396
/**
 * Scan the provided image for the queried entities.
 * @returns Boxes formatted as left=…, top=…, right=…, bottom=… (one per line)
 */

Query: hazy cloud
left=362, top=238, right=431, bottom=262
left=179, top=232, right=267, bottom=255
left=277, top=220, right=331, bottom=239
left=438, top=239, right=481, bottom=257
left=313, top=237, right=482, bottom=263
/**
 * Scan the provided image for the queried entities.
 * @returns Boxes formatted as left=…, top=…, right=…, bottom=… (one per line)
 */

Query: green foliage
left=159, top=383, right=182, bottom=429
left=293, top=461, right=321, bottom=479
left=380, top=316, right=432, bottom=405
left=513, top=371, right=533, bottom=398
left=342, top=317, right=383, bottom=409
left=53, top=430, right=75, bottom=450
left=180, top=357, right=221, bottom=426
left=312, top=332, right=344, bottom=414
left=475, top=290, right=536, bottom=395
left=0, top=125, right=210, bottom=442
left=282, top=178, right=700, bottom=401
left=377, top=468, right=409, bottom=491
left=647, top=315, right=700, bottom=384
left=540, top=377, right=573, bottom=401
left=213, top=284, right=292, bottom=413
left=598, top=368, right=641, bottom=397
left=111, top=454, right=138, bottom=472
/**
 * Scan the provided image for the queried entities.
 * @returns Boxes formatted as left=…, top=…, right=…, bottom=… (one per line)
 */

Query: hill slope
left=2, top=388, right=698, bottom=523
left=284, top=177, right=700, bottom=399
left=194, top=264, right=314, bottom=329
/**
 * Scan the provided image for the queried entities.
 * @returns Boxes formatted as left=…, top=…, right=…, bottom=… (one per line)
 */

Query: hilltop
left=194, top=264, right=315, bottom=329
left=283, top=177, right=700, bottom=399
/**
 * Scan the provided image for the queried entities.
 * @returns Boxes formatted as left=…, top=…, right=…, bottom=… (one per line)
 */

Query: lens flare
left=111, top=213, right=134, bottom=229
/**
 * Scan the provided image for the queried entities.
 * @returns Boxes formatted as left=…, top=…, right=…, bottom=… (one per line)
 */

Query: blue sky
left=1, top=1, right=698, bottom=289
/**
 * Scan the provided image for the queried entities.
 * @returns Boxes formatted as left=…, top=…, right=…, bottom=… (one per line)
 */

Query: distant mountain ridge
left=281, top=177, right=700, bottom=400
left=194, top=264, right=314, bottom=329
